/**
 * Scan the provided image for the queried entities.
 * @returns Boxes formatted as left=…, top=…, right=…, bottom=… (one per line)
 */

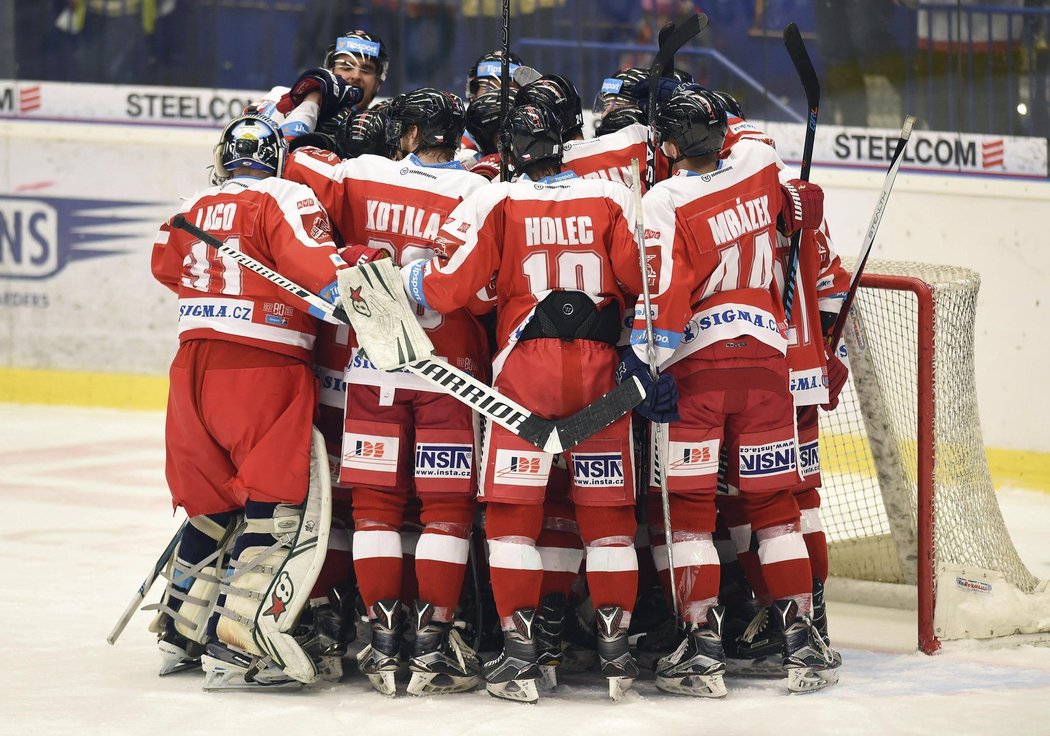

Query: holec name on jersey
left=707, top=195, right=771, bottom=246
left=366, top=199, right=443, bottom=240
left=524, top=216, right=594, bottom=247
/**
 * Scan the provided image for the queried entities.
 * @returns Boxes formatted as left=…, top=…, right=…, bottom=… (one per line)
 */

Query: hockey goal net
left=818, top=259, right=1050, bottom=653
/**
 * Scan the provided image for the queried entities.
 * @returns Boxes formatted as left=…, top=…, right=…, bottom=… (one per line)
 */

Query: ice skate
left=481, top=608, right=541, bottom=704
left=595, top=605, right=639, bottom=702
left=155, top=619, right=206, bottom=676
left=406, top=601, right=480, bottom=696
left=771, top=599, right=841, bottom=693
left=295, top=593, right=353, bottom=682
left=355, top=598, right=405, bottom=696
left=810, top=579, right=842, bottom=668
left=654, top=606, right=728, bottom=698
left=726, top=604, right=786, bottom=678
left=535, top=593, right=566, bottom=690
left=201, top=641, right=301, bottom=691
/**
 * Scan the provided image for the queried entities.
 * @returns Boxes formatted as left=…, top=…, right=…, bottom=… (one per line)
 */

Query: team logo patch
left=666, top=440, right=720, bottom=477
left=739, top=439, right=796, bottom=477
left=263, top=571, right=294, bottom=622
left=415, top=443, right=472, bottom=479
left=342, top=432, right=399, bottom=473
left=347, top=286, right=371, bottom=317
left=570, top=452, right=624, bottom=487
left=493, top=449, right=551, bottom=487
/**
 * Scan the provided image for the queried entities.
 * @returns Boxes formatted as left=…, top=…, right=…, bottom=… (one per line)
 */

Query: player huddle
left=145, top=26, right=850, bottom=703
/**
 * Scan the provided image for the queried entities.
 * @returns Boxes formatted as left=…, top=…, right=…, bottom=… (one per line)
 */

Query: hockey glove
left=468, top=153, right=501, bottom=181
left=339, top=244, right=390, bottom=267
left=616, top=348, right=680, bottom=424
left=822, top=343, right=849, bottom=411
left=778, top=179, right=824, bottom=235
left=287, top=131, right=342, bottom=156
left=278, top=68, right=363, bottom=118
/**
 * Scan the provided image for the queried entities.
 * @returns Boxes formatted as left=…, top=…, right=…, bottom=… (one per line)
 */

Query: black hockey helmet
left=654, top=87, right=727, bottom=159
left=214, top=114, right=286, bottom=176
left=595, top=106, right=646, bottom=137
left=465, top=91, right=503, bottom=156
left=712, top=90, right=745, bottom=119
left=506, top=103, right=563, bottom=171
left=466, top=50, right=524, bottom=100
left=340, top=108, right=396, bottom=159
left=515, top=74, right=584, bottom=139
left=386, top=88, right=466, bottom=153
left=593, top=67, right=646, bottom=117
left=324, top=29, right=390, bottom=82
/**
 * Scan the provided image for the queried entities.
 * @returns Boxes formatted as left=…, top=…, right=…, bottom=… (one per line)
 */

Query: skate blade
left=786, top=665, right=839, bottom=693
left=365, top=670, right=397, bottom=697
left=537, top=665, right=558, bottom=691
left=608, top=676, right=635, bottom=702
left=200, top=657, right=300, bottom=691
left=655, top=673, right=728, bottom=699
left=726, top=656, right=785, bottom=679
left=157, top=642, right=201, bottom=676
left=406, top=671, right=479, bottom=696
left=486, top=678, right=539, bottom=704
left=316, top=655, right=344, bottom=683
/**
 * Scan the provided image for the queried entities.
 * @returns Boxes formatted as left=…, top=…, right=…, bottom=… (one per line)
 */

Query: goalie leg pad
left=215, top=427, right=332, bottom=684
left=337, top=260, right=435, bottom=371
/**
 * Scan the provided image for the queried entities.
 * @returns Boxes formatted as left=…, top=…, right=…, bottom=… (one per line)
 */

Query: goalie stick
left=645, top=13, right=709, bottom=193
left=828, top=116, right=915, bottom=349
left=107, top=520, right=187, bottom=645
left=631, top=157, right=678, bottom=623
left=782, top=22, right=820, bottom=322
left=171, top=215, right=643, bottom=455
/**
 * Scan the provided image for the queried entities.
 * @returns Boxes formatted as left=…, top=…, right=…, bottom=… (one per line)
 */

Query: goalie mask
left=324, top=29, right=389, bottom=82
left=214, top=114, right=286, bottom=177
left=466, top=50, right=524, bottom=101
left=385, top=88, right=466, bottom=155
left=515, top=74, right=584, bottom=140
left=593, top=67, right=646, bottom=118
left=654, top=87, right=727, bottom=161
left=507, top=103, right=563, bottom=171
left=465, top=91, right=502, bottom=156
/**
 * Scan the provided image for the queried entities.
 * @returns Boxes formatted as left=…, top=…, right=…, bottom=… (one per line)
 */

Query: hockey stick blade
left=829, top=116, right=915, bottom=349
left=550, top=377, right=645, bottom=453
left=107, top=520, right=186, bottom=645
left=649, top=14, right=708, bottom=79
left=170, top=216, right=638, bottom=454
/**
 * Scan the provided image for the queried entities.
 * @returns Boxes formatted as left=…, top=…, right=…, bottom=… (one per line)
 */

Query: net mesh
left=819, top=259, right=1040, bottom=594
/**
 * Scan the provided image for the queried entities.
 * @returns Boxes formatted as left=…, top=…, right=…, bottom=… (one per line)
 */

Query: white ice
left=2, top=404, right=1049, bottom=735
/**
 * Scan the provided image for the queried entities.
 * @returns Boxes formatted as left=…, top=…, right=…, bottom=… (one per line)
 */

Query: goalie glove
left=337, top=260, right=435, bottom=371
left=277, top=67, right=363, bottom=118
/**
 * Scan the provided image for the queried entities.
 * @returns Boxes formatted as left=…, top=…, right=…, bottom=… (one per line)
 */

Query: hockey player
left=595, top=107, right=646, bottom=137
left=322, top=29, right=389, bottom=111
left=517, top=73, right=669, bottom=191
left=465, top=49, right=525, bottom=102
left=463, top=91, right=502, bottom=179
left=398, top=104, right=651, bottom=703
left=623, top=87, right=838, bottom=696
left=149, top=114, right=346, bottom=688
left=283, top=88, right=490, bottom=697
left=592, top=67, right=647, bottom=122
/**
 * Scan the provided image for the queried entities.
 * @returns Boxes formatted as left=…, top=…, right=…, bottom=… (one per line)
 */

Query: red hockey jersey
left=284, top=149, right=492, bottom=390
left=562, top=124, right=670, bottom=192
left=632, top=139, right=791, bottom=368
left=151, top=176, right=344, bottom=363
left=403, top=172, right=644, bottom=377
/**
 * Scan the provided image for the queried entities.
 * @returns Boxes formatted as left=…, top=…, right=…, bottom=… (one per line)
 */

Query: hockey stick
left=782, top=22, right=820, bottom=322
left=631, top=157, right=678, bottom=624
left=828, top=116, right=915, bottom=349
left=645, top=13, right=709, bottom=193
left=107, top=519, right=187, bottom=645
left=498, top=0, right=511, bottom=183
left=171, top=216, right=643, bottom=455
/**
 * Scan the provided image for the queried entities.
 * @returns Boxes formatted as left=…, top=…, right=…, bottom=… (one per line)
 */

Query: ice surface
left=3, top=405, right=1048, bottom=735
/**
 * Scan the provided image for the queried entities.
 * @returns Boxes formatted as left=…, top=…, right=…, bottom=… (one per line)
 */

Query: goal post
left=818, top=260, right=1050, bottom=653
